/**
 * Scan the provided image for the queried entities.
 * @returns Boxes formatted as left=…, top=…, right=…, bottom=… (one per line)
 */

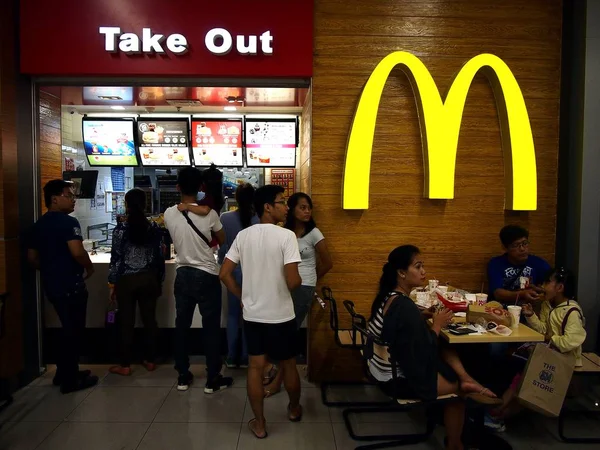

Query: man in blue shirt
left=27, top=180, right=98, bottom=394
left=487, top=225, right=550, bottom=307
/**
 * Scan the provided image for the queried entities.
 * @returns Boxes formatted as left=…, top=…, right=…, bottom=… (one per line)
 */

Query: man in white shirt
left=220, top=185, right=302, bottom=439
left=164, top=167, right=232, bottom=393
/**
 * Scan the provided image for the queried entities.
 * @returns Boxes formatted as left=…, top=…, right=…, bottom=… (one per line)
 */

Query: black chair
left=558, top=352, right=600, bottom=443
left=319, top=287, right=392, bottom=407
left=342, top=324, right=459, bottom=449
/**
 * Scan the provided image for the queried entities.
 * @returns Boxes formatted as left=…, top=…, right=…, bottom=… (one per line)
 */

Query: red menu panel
left=191, top=120, right=243, bottom=167
left=271, top=169, right=296, bottom=198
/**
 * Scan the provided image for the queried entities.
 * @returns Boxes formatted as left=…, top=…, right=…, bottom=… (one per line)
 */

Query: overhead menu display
left=83, top=119, right=138, bottom=167
left=245, top=119, right=297, bottom=167
left=137, top=119, right=192, bottom=167
left=192, top=120, right=243, bottom=167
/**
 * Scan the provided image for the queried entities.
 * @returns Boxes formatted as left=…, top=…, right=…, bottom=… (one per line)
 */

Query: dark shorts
left=243, top=319, right=297, bottom=361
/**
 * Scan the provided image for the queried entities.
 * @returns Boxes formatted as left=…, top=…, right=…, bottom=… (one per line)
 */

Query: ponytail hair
left=235, top=183, right=255, bottom=229
left=124, top=188, right=150, bottom=246
left=370, top=245, right=420, bottom=320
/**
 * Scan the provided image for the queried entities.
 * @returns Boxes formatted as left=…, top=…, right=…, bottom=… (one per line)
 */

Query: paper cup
left=437, top=286, right=449, bottom=294
left=475, top=293, right=488, bottom=305
left=428, top=279, right=439, bottom=291
left=508, top=305, right=522, bottom=328
left=416, top=292, right=429, bottom=307
left=465, top=293, right=477, bottom=304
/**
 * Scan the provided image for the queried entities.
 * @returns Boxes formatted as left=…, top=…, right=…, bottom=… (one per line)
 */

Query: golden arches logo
left=342, top=52, right=537, bottom=211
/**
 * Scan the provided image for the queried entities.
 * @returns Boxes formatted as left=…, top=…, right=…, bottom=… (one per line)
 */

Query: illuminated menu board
left=191, top=120, right=243, bottom=167
left=245, top=119, right=297, bottom=167
left=137, top=118, right=192, bottom=167
left=82, top=118, right=138, bottom=167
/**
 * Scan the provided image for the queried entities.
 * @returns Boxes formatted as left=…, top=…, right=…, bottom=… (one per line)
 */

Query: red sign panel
left=20, top=0, right=313, bottom=78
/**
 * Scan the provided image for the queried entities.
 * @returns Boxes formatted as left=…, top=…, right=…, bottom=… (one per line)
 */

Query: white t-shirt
left=297, top=227, right=325, bottom=287
left=226, top=224, right=301, bottom=323
left=163, top=205, right=223, bottom=275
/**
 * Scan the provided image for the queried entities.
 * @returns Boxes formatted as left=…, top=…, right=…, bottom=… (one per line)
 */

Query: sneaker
left=60, top=375, right=99, bottom=394
left=239, top=359, right=249, bottom=369
left=109, top=366, right=132, bottom=376
left=53, top=369, right=91, bottom=386
left=177, top=372, right=194, bottom=391
left=484, top=412, right=506, bottom=433
left=204, top=374, right=234, bottom=394
left=225, top=358, right=237, bottom=369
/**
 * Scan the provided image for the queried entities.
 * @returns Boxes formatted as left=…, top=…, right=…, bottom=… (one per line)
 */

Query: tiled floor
left=0, top=365, right=598, bottom=450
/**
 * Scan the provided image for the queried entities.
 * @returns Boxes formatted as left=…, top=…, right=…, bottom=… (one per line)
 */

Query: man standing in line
left=164, top=167, right=233, bottom=393
left=27, top=180, right=98, bottom=394
left=220, top=185, right=303, bottom=439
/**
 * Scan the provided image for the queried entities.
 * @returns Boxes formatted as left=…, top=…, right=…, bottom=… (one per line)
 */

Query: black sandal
left=248, top=418, right=268, bottom=439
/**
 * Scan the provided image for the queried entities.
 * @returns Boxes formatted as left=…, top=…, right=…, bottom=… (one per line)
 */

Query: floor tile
left=238, top=422, right=336, bottom=450
left=101, top=364, right=176, bottom=387
left=332, top=422, right=443, bottom=450
left=0, top=387, right=92, bottom=422
left=67, top=386, right=170, bottom=422
left=0, top=421, right=61, bottom=450
left=244, top=387, right=330, bottom=423
left=154, top=387, right=247, bottom=422
left=137, top=423, right=242, bottom=450
left=28, top=365, right=109, bottom=387
left=36, top=422, right=149, bottom=450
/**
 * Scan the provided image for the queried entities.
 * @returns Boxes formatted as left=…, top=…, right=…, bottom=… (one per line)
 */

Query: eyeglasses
left=272, top=201, right=287, bottom=206
left=509, top=240, right=529, bottom=250
left=60, top=193, right=76, bottom=200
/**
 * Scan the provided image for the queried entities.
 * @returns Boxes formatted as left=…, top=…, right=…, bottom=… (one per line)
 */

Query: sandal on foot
left=263, top=365, right=278, bottom=386
left=264, top=387, right=281, bottom=398
left=464, top=392, right=503, bottom=406
left=287, top=403, right=303, bottom=422
left=248, top=418, right=268, bottom=439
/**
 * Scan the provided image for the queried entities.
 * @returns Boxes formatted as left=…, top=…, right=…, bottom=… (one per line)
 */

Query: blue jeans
left=226, top=269, right=247, bottom=362
left=174, top=267, right=222, bottom=380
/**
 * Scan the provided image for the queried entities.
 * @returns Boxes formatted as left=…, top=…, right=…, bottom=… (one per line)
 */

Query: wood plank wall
left=0, top=0, right=24, bottom=378
left=299, top=89, right=312, bottom=194
left=308, top=0, right=563, bottom=381
left=38, top=89, right=62, bottom=213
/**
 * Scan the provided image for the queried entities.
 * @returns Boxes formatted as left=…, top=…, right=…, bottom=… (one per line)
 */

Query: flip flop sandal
left=287, top=403, right=303, bottom=422
left=464, top=392, right=503, bottom=406
left=263, top=365, right=278, bottom=386
left=264, top=387, right=281, bottom=398
left=248, top=419, right=268, bottom=439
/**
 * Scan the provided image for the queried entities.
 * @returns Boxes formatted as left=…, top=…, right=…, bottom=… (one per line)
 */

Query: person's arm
left=178, top=203, right=211, bottom=216
left=494, top=288, right=539, bottom=305
left=524, top=310, right=546, bottom=335
left=208, top=210, right=225, bottom=246
left=315, top=238, right=333, bottom=279
left=219, top=258, right=242, bottom=299
left=27, top=249, right=40, bottom=270
left=214, top=228, right=226, bottom=246
left=68, top=240, right=94, bottom=279
left=284, top=262, right=302, bottom=291
left=551, top=311, right=587, bottom=353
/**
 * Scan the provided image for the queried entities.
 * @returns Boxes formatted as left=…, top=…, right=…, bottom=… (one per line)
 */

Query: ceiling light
left=98, top=95, right=123, bottom=100
left=111, top=106, right=125, bottom=110
left=224, top=106, right=237, bottom=111
left=226, top=96, right=236, bottom=103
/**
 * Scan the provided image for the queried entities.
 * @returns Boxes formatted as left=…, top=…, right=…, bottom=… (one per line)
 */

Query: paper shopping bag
left=517, top=343, right=575, bottom=417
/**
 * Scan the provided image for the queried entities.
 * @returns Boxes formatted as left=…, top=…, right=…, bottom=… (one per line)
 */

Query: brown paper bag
left=466, top=304, right=512, bottom=327
left=517, top=343, right=575, bottom=417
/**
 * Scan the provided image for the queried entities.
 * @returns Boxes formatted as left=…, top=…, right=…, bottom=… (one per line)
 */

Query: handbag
left=181, top=211, right=211, bottom=247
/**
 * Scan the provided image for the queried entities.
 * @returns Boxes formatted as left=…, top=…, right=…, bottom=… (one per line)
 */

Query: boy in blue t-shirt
left=487, top=225, right=550, bottom=307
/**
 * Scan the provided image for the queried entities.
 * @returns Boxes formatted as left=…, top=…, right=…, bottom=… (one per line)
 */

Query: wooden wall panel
left=38, top=89, right=62, bottom=213
left=0, top=0, right=24, bottom=378
left=308, top=0, right=562, bottom=381
left=299, top=88, right=312, bottom=194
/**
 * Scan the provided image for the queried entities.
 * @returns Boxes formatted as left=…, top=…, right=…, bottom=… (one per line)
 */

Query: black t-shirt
left=28, top=211, right=84, bottom=297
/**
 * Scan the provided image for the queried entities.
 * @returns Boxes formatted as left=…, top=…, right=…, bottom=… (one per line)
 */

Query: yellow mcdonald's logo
left=342, top=52, right=537, bottom=211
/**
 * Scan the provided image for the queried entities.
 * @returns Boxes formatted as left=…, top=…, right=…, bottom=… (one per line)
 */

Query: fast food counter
left=44, top=252, right=229, bottom=329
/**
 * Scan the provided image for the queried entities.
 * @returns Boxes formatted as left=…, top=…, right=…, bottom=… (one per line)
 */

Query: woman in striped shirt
left=368, top=245, right=499, bottom=450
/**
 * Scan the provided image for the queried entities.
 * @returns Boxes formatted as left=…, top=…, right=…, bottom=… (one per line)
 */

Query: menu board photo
left=137, top=118, right=192, bottom=167
left=245, top=119, right=297, bottom=167
left=82, top=119, right=138, bottom=167
left=192, top=120, right=243, bottom=167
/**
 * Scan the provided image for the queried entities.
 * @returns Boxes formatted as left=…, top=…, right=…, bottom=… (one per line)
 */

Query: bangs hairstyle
left=544, top=267, right=577, bottom=299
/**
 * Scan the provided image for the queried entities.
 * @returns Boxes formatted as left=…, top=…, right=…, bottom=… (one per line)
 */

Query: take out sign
left=99, top=27, right=274, bottom=56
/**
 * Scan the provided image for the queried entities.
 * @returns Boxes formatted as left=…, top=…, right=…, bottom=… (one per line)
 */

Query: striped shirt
left=367, top=291, right=404, bottom=382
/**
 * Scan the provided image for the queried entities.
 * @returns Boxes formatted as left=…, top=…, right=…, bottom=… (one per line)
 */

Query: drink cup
left=428, top=279, right=439, bottom=291
left=508, top=305, right=522, bottom=328
left=416, top=291, right=429, bottom=307
left=437, top=286, right=448, bottom=294
left=475, top=293, right=488, bottom=305
left=465, top=293, right=477, bottom=304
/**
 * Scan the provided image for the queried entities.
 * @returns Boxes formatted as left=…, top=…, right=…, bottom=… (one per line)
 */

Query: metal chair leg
left=321, top=382, right=394, bottom=407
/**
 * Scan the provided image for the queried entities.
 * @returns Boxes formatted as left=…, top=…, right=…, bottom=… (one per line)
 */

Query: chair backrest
left=343, top=300, right=367, bottom=330
left=321, top=286, right=340, bottom=333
